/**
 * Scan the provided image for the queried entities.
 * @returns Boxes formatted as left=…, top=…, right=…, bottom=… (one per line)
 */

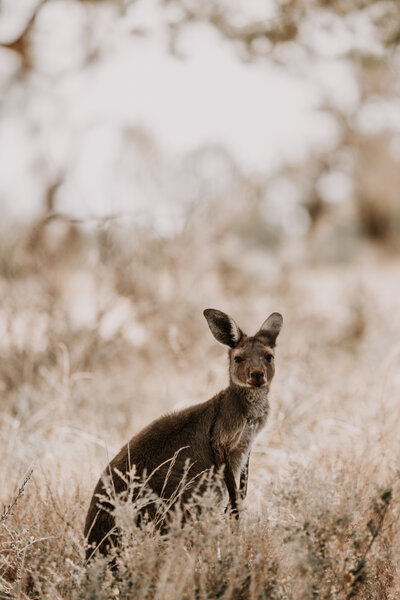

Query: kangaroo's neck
left=226, top=381, right=270, bottom=415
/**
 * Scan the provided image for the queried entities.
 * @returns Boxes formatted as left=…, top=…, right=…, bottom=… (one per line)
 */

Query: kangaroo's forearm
left=239, top=456, right=249, bottom=500
left=222, top=451, right=238, bottom=513
left=211, top=442, right=238, bottom=512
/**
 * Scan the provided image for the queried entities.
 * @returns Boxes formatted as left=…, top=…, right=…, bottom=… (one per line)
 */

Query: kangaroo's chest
left=229, top=414, right=268, bottom=474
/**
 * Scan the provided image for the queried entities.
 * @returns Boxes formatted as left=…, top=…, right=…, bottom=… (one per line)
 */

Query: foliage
left=1, top=214, right=400, bottom=598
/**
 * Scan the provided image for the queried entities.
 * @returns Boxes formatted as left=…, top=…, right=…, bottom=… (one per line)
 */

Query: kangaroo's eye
left=265, top=353, right=273, bottom=362
left=234, top=356, right=244, bottom=363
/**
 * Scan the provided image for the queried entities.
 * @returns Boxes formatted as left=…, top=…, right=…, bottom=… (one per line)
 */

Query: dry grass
left=1, top=210, right=400, bottom=599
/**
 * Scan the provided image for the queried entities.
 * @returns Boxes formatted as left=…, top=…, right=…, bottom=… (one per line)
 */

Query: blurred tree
left=0, top=0, right=399, bottom=247
left=161, top=0, right=400, bottom=244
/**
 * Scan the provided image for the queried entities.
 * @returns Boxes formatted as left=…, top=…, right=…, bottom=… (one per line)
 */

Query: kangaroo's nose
left=249, top=370, right=265, bottom=387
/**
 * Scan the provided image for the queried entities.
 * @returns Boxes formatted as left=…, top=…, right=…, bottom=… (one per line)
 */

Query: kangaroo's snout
left=248, top=369, right=266, bottom=387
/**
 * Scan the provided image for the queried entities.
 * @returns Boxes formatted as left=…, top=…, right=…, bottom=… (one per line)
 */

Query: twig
left=345, top=488, right=392, bottom=600
left=1, top=469, right=33, bottom=524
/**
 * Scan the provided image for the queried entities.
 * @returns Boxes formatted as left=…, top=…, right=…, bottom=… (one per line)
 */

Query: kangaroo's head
left=203, top=309, right=283, bottom=390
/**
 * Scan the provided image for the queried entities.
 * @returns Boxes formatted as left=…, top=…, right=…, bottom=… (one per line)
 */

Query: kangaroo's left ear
left=256, top=312, right=283, bottom=346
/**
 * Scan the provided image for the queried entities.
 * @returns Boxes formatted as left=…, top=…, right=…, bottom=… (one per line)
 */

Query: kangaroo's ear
left=203, top=309, right=243, bottom=348
left=256, top=312, right=283, bottom=346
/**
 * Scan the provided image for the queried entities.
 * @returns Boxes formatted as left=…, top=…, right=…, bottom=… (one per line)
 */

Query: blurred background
left=1, top=0, right=400, bottom=500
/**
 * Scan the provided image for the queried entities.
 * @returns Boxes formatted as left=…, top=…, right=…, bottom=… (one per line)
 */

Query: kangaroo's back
left=103, top=397, right=219, bottom=499
left=84, top=308, right=283, bottom=560
left=84, top=397, right=219, bottom=557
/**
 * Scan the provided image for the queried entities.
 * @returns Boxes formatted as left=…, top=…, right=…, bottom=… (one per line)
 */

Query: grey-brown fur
left=84, top=309, right=283, bottom=560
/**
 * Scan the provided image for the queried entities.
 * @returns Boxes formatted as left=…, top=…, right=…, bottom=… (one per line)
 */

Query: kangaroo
left=84, top=308, right=283, bottom=560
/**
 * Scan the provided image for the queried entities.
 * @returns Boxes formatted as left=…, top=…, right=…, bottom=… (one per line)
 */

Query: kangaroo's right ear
left=203, top=309, right=243, bottom=348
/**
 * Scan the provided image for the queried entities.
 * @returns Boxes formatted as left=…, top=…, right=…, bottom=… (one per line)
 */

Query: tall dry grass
left=1, top=209, right=400, bottom=599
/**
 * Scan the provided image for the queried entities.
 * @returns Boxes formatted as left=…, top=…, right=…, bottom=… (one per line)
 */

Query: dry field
left=1, top=213, right=400, bottom=599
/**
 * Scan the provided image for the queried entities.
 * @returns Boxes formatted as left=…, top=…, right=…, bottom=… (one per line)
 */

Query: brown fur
left=84, top=309, right=283, bottom=560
